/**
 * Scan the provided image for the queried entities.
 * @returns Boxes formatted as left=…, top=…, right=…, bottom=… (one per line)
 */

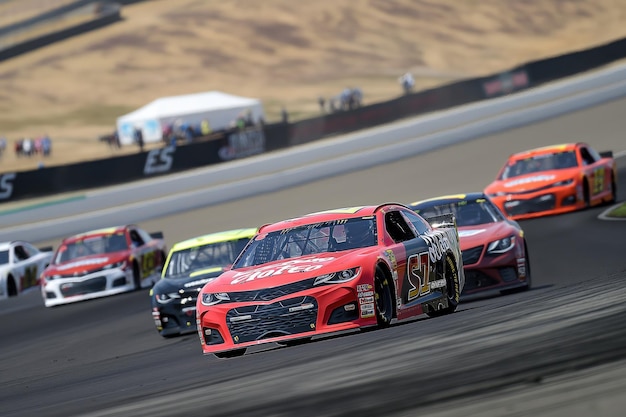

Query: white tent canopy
left=116, top=91, right=265, bottom=145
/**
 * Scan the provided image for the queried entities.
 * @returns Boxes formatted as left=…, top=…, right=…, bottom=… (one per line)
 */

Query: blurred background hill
left=1, top=0, right=626, bottom=171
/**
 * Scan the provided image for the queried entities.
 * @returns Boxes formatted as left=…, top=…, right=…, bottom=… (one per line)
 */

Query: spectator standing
left=200, top=119, right=211, bottom=136
left=0, top=136, right=6, bottom=157
left=22, top=137, right=33, bottom=156
left=134, top=127, right=144, bottom=152
left=42, top=134, right=52, bottom=156
left=281, top=107, right=289, bottom=123
left=318, top=96, right=326, bottom=113
left=399, top=72, right=415, bottom=94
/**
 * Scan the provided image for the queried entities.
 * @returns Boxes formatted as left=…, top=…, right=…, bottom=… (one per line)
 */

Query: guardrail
left=1, top=35, right=626, bottom=203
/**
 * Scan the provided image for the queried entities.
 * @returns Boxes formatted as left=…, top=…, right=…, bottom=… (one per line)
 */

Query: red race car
left=40, top=225, right=167, bottom=307
left=484, top=142, right=617, bottom=220
left=409, top=193, right=530, bottom=297
left=196, top=204, right=465, bottom=358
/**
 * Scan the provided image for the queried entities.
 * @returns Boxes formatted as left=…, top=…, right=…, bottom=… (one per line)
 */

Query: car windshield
left=164, top=238, right=250, bottom=278
left=0, top=250, right=8, bottom=264
left=500, top=151, right=578, bottom=179
left=54, top=233, right=128, bottom=263
left=233, top=217, right=377, bottom=268
left=412, top=198, right=503, bottom=227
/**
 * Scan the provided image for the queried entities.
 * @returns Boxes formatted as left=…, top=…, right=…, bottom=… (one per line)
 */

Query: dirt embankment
left=1, top=0, right=626, bottom=172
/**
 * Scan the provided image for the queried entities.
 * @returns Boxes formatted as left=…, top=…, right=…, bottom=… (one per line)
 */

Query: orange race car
left=484, top=142, right=617, bottom=220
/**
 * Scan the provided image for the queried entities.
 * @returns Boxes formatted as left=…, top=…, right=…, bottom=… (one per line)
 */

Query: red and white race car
left=40, top=225, right=167, bottom=307
left=0, top=241, right=53, bottom=300
left=196, top=204, right=464, bottom=358
left=410, top=193, right=530, bottom=297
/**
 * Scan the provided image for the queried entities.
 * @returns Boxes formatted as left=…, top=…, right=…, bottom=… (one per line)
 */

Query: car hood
left=485, top=169, right=577, bottom=194
left=45, top=253, right=128, bottom=275
left=457, top=222, right=514, bottom=250
left=153, top=266, right=226, bottom=294
left=203, top=251, right=372, bottom=292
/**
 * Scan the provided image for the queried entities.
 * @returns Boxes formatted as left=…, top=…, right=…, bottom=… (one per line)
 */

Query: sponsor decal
left=218, top=129, right=265, bottom=161
left=55, top=257, right=110, bottom=271
left=421, top=231, right=452, bottom=263
left=230, top=257, right=334, bottom=284
left=458, top=229, right=486, bottom=237
left=517, top=258, right=526, bottom=277
left=429, top=278, right=446, bottom=289
left=357, top=283, right=372, bottom=292
left=144, top=147, right=175, bottom=175
left=504, top=175, right=556, bottom=188
left=360, top=302, right=375, bottom=318
left=483, top=70, right=529, bottom=97
left=0, top=173, right=16, bottom=200
left=384, top=249, right=397, bottom=269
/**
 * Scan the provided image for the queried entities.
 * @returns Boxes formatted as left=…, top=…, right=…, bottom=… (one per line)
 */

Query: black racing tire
left=214, top=348, right=246, bottom=359
left=608, top=173, right=617, bottom=205
left=427, top=254, right=460, bottom=318
left=374, top=265, right=394, bottom=328
left=132, top=262, right=142, bottom=291
left=7, top=275, right=17, bottom=297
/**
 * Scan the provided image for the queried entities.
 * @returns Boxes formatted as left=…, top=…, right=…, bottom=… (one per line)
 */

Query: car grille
left=60, top=277, right=107, bottom=296
left=224, top=278, right=317, bottom=304
left=504, top=194, right=556, bottom=216
left=499, top=267, right=519, bottom=282
left=226, top=296, right=318, bottom=344
left=462, top=245, right=484, bottom=265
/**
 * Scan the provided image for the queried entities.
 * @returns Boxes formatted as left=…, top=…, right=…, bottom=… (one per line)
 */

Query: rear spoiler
left=599, top=150, right=613, bottom=159
left=423, top=213, right=457, bottom=229
left=150, top=231, right=164, bottom=239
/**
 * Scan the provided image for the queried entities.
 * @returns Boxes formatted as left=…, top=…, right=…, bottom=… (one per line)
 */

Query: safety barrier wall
left=1, top=35, right=626, bottom=202
left=0, top=5, right=121, bottom=61
left=0, top=0, right=98, bottom=38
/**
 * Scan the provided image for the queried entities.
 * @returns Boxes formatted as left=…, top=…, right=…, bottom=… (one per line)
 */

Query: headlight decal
left=313, top=267, right=361, bottom=286
left=487, top=236, right=516, bottom=254
left=201, top=292, right=230, bottom=306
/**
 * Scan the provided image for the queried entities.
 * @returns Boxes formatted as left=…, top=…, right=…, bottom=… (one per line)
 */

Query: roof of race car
left=171, top=228, right=258, bottom=252
left=259, top=204, right=407, bottom=233
left=409, top=192, right=486, bottom=207
left=508, top=143, right=580, bottom=160
left=62, top=225, right=128, bottom=243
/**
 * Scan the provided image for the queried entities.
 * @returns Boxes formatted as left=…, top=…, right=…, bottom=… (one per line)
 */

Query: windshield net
left=413, top=198, right=504, bottom=227
left=500, top=151, right=577, bottom=179
left=55, top=233, right=128, bottom=263
left=233, top=217, right=377, bottom=268
left=164, top=238, right=250, bottom=278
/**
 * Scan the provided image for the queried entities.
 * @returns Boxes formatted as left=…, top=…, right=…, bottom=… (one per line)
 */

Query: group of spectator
left=0, top=135, right=52, bottom=158
left=316, top=73, right=416, bottom=114
left=318, top=87, right=364, bottom=113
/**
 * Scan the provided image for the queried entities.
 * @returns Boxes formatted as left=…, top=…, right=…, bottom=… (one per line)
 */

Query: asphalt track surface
left=1, top=95, right=626, bottom=416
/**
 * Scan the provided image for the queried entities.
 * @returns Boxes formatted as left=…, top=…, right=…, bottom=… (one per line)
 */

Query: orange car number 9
left=593, top=167, right=605, bottom=194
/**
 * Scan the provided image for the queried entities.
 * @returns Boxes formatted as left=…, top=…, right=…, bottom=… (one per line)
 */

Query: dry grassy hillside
left=1, top=0, right=626, bottom=172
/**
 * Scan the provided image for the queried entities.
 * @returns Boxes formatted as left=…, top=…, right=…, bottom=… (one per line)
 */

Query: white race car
left=0, top=241, right=54, bottom=300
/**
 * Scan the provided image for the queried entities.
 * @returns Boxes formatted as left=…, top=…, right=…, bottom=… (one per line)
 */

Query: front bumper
left=461, top=244, right=528, bottom=296
left=197, top=283, right=376, bottom=355
left=491, top=184, right=582, bottom=220
left=42, top=268, right=133, bottom=307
